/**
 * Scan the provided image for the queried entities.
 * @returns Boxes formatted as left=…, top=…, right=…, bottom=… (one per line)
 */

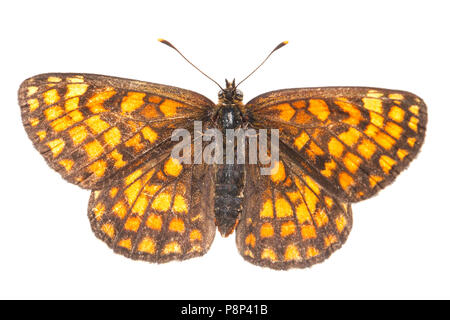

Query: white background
left=1, top=0, right=449, bottom=299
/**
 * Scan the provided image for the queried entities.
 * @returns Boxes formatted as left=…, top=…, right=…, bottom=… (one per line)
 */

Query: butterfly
left=18, top=40, right=427, bottom=269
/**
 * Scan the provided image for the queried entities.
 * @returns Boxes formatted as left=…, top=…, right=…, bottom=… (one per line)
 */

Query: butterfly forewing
left=88, top=150, right=216, bottom=262
left=246, top=87, right=427, bottom=202
left=19, top=73, right=214, bottom=189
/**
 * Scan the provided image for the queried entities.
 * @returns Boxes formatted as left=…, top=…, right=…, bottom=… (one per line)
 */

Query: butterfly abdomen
left=214, top=164, right=244, bottom=236
left=214, top=105, right=245, bottom=236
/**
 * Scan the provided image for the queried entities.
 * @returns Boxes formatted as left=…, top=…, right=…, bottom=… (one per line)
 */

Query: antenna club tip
left=283, top=40, right=289, bottom=45
left=158, top=38, right=175, bottom=49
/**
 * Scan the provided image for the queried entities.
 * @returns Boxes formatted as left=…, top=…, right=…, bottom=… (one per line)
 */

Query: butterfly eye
left=236, top=89, right=243, bottom=100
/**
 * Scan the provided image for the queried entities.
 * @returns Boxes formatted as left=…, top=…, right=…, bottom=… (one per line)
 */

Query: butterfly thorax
left=216, top=79, right=245, bottom=128
left=214, top=79, right=246, bottom=236
left=216, top=105, right=243, bottom=129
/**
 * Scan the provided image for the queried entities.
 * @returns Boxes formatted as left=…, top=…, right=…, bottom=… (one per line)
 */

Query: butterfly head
left=218, top=79, right=243, bottom=103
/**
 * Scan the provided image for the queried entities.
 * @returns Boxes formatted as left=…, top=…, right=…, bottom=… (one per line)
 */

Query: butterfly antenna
left=158, top=38, right=223, bottom=90
left=236, top=41, right=289, bottom=88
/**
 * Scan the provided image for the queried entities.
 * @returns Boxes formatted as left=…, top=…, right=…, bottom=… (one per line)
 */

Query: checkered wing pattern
left=88, top=151, right=216, bottom=262
left=18, top=73, right=214, bottom=189
left=246, top=87, right=427, bottom=202
left=19, top=72, right=428, bottom=268
left=237, top=151, right=352, bottom=269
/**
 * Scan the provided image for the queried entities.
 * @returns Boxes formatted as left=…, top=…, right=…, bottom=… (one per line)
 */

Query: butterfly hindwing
left=246, top=87, right=427, bottom=202
left=19, top=73, right=214, bottom=189
left=236, top=154, right=352, bottom=269
left=88, top=149, right=216, bottom=262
